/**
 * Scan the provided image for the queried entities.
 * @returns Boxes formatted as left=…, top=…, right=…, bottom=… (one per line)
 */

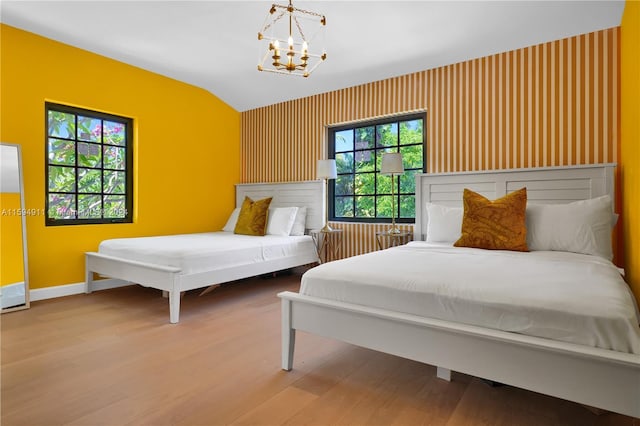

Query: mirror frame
left=1, top=143, right=30, bottom=313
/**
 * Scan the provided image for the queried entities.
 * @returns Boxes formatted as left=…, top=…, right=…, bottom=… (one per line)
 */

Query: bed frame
left=86, top=180, right=324, bottom=323
left=279, top=164, right=640, bottom=418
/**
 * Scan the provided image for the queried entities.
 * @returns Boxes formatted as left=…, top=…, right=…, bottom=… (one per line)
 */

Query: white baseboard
left=30, top=279, right=132, bottom=302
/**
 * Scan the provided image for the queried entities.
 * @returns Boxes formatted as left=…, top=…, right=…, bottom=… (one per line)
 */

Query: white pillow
left=290, top=206, right=307, bottom=236
left=222, top=208, right=241, bottom=232
left=267, top=207, right=298, bottom=236
left=526, top=195, right=614, bottom=259
left=426, top=203, right=463, bottom=243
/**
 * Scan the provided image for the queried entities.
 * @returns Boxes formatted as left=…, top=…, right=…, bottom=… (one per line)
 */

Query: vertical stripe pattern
left=241, top=28, right=620, bottom=259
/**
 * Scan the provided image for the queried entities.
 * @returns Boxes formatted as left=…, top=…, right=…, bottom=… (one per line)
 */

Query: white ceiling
left=1, top=1, right=625, bottom=112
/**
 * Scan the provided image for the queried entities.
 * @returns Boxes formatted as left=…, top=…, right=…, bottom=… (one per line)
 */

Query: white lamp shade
left=317, top=159, right=337, bottom=179
left=380, top=152, right=404, bottom=175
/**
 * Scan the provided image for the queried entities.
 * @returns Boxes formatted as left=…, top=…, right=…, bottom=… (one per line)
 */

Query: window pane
left=104, top=146, right=126, bottom=170
left=335, top=196, right=353, bottom=218
left=335, top=130, right=353, bottom=152
left=48, top=111, right=75, bottom=139
left=355, top=196, right=374, bottom=218
left=78, top=195, right=102, bottom=218
left=48, top=139, right=75, bottom=165
left=376, top=195, right=392, bottom=218
left=355, top=126, right=374, bottom=150
left=78, top=168, right=101, bottom=193
left=104, top=195, right=127, bottom=218
left=48, top=194, right=75, bottom=219
left=400, top=119, right=423, bottom=145
left=355, top=149, right=375, bottom=172
left=77, top=116, right=101, bottom=142
left=78, top=142, right=102, bottom=168
left=48, top=166, right=76, bottom=192
left=104, top=170, right=126, bottom=194
left=400, top=170, right=417, bottom=194
left=400, top=144, right=423, bottom=169
left=335, top=152, right=353, bottom=174
left=376, top=174, right=391, bottom=194
left=354, top=172, right=374, bottom=195
left=376, top=123, right=398, bottom=147
left=104, top=121, right=126, bottom=146
left=400, top=195, right=416, bottom=218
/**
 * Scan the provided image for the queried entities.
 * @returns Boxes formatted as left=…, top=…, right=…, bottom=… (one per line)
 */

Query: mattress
left=99, top=232, right=317, bottom=275
left=300, top=241, right=640, bottom=354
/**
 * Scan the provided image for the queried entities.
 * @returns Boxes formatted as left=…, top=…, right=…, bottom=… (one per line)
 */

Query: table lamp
left=380, top=152, right=404, bottom=234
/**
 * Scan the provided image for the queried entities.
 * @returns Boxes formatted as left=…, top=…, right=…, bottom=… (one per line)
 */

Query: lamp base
left=320, top=223, right=334, bottom=232
left=387, top=226, right=402, bottom=235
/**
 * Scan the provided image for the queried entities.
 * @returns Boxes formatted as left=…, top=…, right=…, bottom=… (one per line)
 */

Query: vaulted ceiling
left=1, top=1, right=625, bottom=111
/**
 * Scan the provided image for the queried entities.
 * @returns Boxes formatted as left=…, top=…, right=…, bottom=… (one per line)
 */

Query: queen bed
left=86, top=180, right=324, bottom=323
left=278, top=164, right=640, bottom=418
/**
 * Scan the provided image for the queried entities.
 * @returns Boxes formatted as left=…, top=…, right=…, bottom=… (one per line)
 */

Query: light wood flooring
left=2, top=269, right=638, bottom=426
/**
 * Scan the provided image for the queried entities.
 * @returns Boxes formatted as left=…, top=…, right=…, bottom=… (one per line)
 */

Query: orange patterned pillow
left=454, top=188, right=528, bottom=251
left=234, top=196, right=273, bottom=236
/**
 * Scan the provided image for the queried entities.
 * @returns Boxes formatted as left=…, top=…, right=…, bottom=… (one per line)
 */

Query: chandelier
left=257, top=0, right=326, bottom=77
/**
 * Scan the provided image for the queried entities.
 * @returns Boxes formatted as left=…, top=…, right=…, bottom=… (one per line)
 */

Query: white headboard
left=415, top=164, right=616, bottom=241
left=235, top=180, right=325, bottom=232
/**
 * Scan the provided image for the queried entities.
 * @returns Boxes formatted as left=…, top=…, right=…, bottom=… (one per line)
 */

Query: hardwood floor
left=1, top=269, right=638, bottom=426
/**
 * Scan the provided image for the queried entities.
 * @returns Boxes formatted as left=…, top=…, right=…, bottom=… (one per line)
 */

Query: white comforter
left=99, top=232, right=317, bottom=275
left=300, top=242, right=640, bottom=354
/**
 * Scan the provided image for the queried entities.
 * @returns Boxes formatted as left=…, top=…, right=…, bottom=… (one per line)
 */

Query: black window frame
left=45, top=102, right=133, bottom=226
left=328, top=112, right=426, bottom=224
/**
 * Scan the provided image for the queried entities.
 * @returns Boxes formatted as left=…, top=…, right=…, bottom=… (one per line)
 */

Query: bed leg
left=169, top=290, right=180, bottom=324
left=281, top=298, right=296, bottom=371
left=437, top=367, right=451, bottom=381
left=85, top=259, right=93, bottom=294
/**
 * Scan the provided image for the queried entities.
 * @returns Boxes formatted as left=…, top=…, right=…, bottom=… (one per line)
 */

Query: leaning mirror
left=1, top=143, right=30, bottom=312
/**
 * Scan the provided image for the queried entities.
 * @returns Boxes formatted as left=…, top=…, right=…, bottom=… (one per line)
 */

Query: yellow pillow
left=234, top=196, right=273, bottom=236
left=454, top=187, right=528, bottom=252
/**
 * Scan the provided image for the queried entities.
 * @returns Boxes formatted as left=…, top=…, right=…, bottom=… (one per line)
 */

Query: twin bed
left=85, top=180, right=324, bottom=323
left=85, top=164, right=640, bottom=417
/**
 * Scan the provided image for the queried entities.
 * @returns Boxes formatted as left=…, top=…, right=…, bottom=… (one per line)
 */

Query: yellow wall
left=0, top=193, right=25, bottom=286
left=242, top=28, right=623, bottom=263
left=0, top=24, right=241, bottom=289
left=621, top=2, right=640, bottom=298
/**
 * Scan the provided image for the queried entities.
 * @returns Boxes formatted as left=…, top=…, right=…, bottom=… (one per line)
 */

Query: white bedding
left=300, top=242, right=640, bottom=354
left=99, top=232, right=317, bottom=275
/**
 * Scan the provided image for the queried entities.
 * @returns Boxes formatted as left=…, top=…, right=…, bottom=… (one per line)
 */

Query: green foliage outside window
left=330, top=113, right=425, bottom=222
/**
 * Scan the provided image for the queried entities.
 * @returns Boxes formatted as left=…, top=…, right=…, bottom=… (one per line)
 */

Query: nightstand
left=376, top=230, right=412, bottom=250
left=309, top=229, right=343, bottom=264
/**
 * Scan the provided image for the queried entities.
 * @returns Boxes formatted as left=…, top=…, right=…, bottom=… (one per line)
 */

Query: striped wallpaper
left=241, top=28, right=620, bottom=260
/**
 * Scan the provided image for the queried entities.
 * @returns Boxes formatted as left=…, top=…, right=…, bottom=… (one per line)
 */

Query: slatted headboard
left=414, top=164, right=616, bottom=241
left=235, top=180, right=325, bottom=232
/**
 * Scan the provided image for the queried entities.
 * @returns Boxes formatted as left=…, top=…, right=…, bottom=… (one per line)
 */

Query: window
left=45, top=103, right=133, bottom=225
left=329, top=113, right=425, bottom=223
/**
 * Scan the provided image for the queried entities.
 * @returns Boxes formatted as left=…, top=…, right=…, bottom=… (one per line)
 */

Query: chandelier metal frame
left=257, top=0, right=326, bottom=78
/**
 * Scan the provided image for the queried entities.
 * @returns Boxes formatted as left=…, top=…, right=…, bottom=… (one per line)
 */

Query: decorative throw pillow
left=267, top=206, right=298, bottom=236
left=222, top=207, right=241, bottom=232
left=234, top=196, right=273, bottom=236
left=526, top=195, right=614, bottom=259
left=426, top=203, right=464, bottom=243
left=454, top=188, right=528, bottom=251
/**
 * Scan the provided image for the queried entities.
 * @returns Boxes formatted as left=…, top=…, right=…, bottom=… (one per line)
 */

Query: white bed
left=86, top=180, right=324, bottom=323
left=278, top=164, right=640, bottom=418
